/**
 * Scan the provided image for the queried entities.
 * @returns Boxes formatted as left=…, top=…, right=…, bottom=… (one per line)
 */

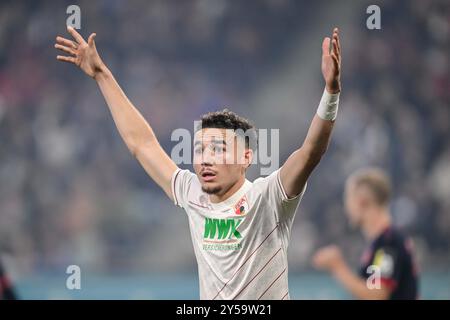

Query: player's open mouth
left=201, top=171, right=216, bottom=182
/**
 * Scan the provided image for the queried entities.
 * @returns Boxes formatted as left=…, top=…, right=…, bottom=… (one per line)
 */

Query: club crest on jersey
left=234, top=196, right=248, bottom=215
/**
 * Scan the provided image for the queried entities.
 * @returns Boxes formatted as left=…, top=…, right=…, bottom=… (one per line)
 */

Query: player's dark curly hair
left=196, top=108, right=257, bottom=150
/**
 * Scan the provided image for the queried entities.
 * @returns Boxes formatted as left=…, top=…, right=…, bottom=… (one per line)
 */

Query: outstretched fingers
left=87, top=33, right=97, bottom=47
left=67, top=25, right=86, bottom=44
left=332, top=38, right=339, bottom=61
left=332, top=28, right=341, bottom=58
left=56, top=55, right=76, bottom=64
left=55, top=43, right=76, bottom=56
left=322, top=37, right=331, bottom=56
left=331, top=52, right=339, bottom=70
left=56, top=36, right=77, bottom=49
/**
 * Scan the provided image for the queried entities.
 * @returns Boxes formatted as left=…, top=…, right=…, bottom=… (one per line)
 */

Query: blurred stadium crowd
left=0, top=0, right=448, bottom=282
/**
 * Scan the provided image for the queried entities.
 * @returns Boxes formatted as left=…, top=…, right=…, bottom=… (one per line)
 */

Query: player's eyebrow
left=194, top=139, right=227, bottom=146
left=210, top=139, right=226, bottom=145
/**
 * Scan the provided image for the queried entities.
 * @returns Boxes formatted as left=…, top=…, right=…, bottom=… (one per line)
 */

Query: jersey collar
left=209, top=179, right=252, bottom=211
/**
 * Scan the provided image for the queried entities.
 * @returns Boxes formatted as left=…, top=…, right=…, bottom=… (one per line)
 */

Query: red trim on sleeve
left=380, top=277, right=397, bottom=290
left=0, top=276, right=11, bottom=289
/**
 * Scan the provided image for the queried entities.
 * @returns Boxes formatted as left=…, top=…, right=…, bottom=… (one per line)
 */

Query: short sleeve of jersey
left=253, top=168, right=307, bottom=220
left=372, top=246, right=402, bottom=289
left=171, top=168, right=196, bottom=208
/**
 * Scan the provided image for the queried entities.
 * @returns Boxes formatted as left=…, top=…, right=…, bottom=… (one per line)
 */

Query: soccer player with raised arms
left=55, top=25, right=342, bottom=300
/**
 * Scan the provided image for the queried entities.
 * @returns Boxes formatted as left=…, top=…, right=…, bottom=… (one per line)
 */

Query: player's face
left=193, top=128, right=250, bottom=196
left=344, top=182, right=363, bottom=227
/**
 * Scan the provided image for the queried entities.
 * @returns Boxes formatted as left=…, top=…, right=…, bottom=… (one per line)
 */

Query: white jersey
left=171, top=168, right=306, bottom=300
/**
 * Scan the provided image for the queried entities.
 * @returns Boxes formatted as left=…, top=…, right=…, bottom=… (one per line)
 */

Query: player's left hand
left=321, top=27, right=341, bottom=94
left=312, top=245, right=345, bottom=272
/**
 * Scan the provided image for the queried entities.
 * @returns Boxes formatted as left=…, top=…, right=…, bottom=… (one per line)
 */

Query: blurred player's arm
left=280, top=28, right=341, bottom=198
left=313, top=245, right=391, bottom=300
left=55, top=26, right=177, bottom=199
left=0, top=261, right=18, bottom=300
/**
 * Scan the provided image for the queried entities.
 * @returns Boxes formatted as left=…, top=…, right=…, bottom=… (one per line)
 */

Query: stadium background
left=0, top=0, right=449, bottom=299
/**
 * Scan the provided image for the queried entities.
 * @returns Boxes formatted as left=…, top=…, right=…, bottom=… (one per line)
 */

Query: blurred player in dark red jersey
left=0, top=259, right=17, bottom=300
left=313, top=168, right=419, bottom=300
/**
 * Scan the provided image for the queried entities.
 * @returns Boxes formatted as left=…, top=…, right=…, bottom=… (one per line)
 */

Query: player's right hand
left=55, top=26, right=105, bottom=79
left=312, top=245, right=345, bottom=272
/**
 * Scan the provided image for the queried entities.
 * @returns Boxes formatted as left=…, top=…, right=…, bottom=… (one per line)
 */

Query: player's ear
left=244, top=148, right=253, bottom=170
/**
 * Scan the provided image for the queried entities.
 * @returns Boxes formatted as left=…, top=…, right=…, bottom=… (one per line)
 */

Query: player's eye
left=194, top=147, right=202, bottom=155
left=213, top=146, right=225, bottom=153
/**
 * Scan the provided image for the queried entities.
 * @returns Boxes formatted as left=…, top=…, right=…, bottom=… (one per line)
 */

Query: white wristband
left=316, top=88, right=340, bottom=121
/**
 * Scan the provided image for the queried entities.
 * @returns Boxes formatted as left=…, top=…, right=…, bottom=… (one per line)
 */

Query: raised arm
left=55, top=26, right=178, bottom=199
left=280, top=27, right=342, bottom=198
